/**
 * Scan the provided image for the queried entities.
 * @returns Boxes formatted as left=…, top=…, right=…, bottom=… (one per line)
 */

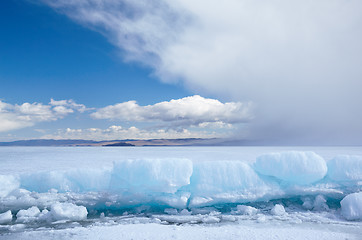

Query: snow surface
left=0, top=147, right=361, bottom=239
left=1, top=220, right=361, bottom=240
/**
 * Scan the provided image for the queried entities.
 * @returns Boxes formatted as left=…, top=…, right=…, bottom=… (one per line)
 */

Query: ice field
left=0, top=146, right=361, bottom=239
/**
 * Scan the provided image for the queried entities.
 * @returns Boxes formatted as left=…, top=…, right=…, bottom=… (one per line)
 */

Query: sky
left=0, top=0, right=362, bottom=145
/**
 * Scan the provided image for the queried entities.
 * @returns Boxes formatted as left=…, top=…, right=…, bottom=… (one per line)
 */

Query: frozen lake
left=0, top=146, right=361, bottom=239
left=1, top=146, right=362, bottom=174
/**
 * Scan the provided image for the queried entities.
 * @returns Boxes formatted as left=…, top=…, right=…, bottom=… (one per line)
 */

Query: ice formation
left=0, top=150, right=361, bottom=226
left=109, top=158, right=193, bottom=194
left=188, top=161, right=274, bottom=207
left=253, top=151, right=327, bottom=184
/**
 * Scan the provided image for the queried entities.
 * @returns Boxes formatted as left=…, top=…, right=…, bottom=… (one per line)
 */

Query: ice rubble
left=0, top=151, right=361, bottom=223
left=2, top=203, right=88, bottom=224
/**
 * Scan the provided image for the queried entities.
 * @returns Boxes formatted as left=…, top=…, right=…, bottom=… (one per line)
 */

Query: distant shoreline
left=0, top=138, right=224, bottom=147
left=0, top=139, right=360, bottom=147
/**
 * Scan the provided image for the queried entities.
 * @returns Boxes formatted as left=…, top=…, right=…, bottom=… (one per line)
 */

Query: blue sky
left=1, top=0, right=362, bottom=144
left=0, top=0, right=247, bottom=141
left=0, top=0, right=189, bottom=106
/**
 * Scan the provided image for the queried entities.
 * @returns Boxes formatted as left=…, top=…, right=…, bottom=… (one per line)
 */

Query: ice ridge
left=0, top=151, right=361, bottom=221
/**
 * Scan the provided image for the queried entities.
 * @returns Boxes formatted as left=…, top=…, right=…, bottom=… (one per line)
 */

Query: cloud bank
left=91, top=95, right=252, bottom=128
left=42, top=0, right=362, bottom=144
left=0, top=96, right=244, bottom=140
left=0, top=99, right=86, bottom=132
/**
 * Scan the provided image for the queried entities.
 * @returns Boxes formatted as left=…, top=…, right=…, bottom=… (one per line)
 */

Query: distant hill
left=102, top=142, right=135, bottom=147
left=0, top=138, right=231, bottom=147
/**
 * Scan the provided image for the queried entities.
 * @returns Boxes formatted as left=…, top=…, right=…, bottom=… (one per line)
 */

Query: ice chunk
left=189, top=161, right=272, bottom=207
left=0, top=175, right=19, bottom=197
left=0, top=210, right=12, bottom=224
left=236, top=205, right=258, bottom=215
left=50, top=203, right=88, bottom=221
left=257, top=215, right=266, bottom=222
left=16, top=206, right=40, bottom=223
left=221, top=215, right=237, bottom=222
left=327, top=155, right=362, bottom=182
left=313, top=195, right=329, bottom=211
left=37, top=209, right=50, bottom=222
left=271, top=204, right=286, bottom=215
left=164, top=208, right=178, bottom=215
left=202, top=216, right=220, bottom=223
left=180, top=209, right=191, bottom=215
left=340, top=192, right=362, bottom=220
left=302, top=197, right=313, bottom=210
left=191, top=207, right=219, bottom=215
left=109, top=158, right=193, bottom=194
left=254, top=151, right=327, bottom=185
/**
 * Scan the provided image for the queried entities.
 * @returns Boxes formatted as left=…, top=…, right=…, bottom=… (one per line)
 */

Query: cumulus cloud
left=44, top=125, right=226, bottom=140
left=42, top=0, right=362, bottom=144
left=0, top=96, right=246, bottom=139
left=91, top=95, right=253, bottom=128
left=50, top=98, right=89, bottom=113
left=0, top=99, right=86, bottom=132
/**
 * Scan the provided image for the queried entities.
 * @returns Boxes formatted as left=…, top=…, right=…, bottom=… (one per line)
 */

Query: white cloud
left=0, top=97, right=245, bottom=139
left=198, top=121, right=233, bottom=129
left=91, top=95, right=253, bottom=128
left=42, top=0, right=187, bottom=66
left=0, top=99, right=86, bottom=132
left=44, top=125, right=226, bottom=140
left=42, top=0, right=362, bottom=144
left=50, top=98, right=89, bottom=113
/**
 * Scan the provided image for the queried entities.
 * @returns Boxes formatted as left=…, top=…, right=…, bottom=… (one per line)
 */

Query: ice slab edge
left=0, top=151, right=361, bottom=218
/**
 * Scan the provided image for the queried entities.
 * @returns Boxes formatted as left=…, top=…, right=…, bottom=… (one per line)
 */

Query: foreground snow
left=1, top=219, right=361, bottom=240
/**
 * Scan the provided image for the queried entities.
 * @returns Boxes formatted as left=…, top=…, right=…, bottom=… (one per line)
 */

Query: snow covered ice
left=341, top=192, right=362, bottom=220
left=0, top=146, right=361, bottom=239
left=327, top=155, right=362, bottom=182
left=0, top=211, right=12, bottom=225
